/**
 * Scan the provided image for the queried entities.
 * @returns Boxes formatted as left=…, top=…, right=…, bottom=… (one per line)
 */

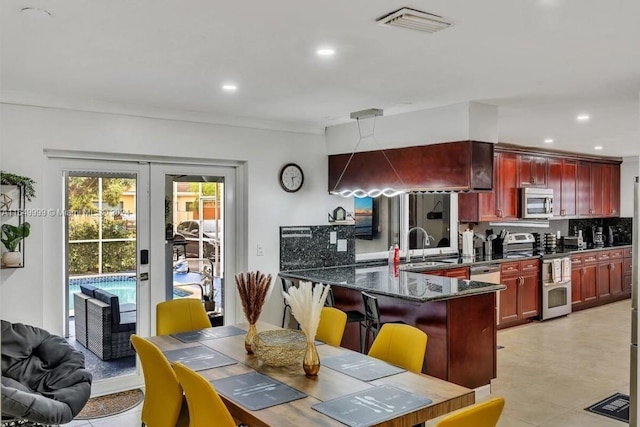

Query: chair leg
left=281, top=307, right=287, bottom=328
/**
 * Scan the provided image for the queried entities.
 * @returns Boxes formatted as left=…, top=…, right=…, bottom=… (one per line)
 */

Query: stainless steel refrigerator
left=631, top=176, right=639, bottom=426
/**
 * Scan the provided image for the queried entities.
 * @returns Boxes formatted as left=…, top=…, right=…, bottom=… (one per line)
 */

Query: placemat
left=312, top=384, right=432, bottom=427
left=322, top=353, right=405, bottom=381
left=171, top=325, right=246, bottom=343
left=163, top=345, right=236, bottom=371
left=213, top=371, right=307, bottom=411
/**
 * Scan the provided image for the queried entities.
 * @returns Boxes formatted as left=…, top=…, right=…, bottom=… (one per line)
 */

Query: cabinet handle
left=530, top=177, right=535, bottom=184
left=581, top=268, right=585, bottom=277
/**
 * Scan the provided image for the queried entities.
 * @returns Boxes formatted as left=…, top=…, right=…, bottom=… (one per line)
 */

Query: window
left=355, top=193, right=458, bottom=260
left=185, top=201, right=195, bottom=212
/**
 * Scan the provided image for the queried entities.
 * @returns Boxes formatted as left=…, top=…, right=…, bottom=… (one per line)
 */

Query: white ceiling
left=3, top=0, right=640, bottom=157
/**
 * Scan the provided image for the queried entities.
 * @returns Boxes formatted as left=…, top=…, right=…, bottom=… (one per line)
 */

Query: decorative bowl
left=251, top=329, right=307, bottom=367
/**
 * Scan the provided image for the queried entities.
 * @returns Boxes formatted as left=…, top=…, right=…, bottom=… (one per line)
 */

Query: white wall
left=621, top=156, right=640, bottom=217
left=325, top=101, right=498, bottom=155
left=0, top=104, right=329, bottom=331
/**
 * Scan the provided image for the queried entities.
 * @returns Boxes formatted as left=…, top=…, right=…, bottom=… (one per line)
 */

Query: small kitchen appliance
left=501, top=232, right=536, bottom=258
left=521, top=187, right=554, bottom=219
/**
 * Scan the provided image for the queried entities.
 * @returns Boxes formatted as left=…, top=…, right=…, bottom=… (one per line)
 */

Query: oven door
left=541, top=280, right=571, bottom=320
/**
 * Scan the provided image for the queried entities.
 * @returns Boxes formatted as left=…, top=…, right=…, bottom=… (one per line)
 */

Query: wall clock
left=279, top=163, right=304, bottom=193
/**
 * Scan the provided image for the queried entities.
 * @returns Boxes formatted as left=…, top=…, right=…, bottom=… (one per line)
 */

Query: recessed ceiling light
left=576, top=114, right=590, bottom=122
left=222, top=84, right=237, bottom=92
left=544, top=138, right=554, bottom=144
left=316, top=48, right=336, bottom=57
left=594, top=146, right=603, bottom=150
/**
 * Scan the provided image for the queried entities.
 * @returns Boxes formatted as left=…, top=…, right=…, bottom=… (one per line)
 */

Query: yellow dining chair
left=130, top=335, right=189, bottom=427
left=173, top=361, right=236, bottom=427
left=367, top=323, right=428, bottom=373
left=156, top=298, right=212, bottom=335
left=436, top=397, right=505, bottom=427
left=316, top=307, right=348, bottom=346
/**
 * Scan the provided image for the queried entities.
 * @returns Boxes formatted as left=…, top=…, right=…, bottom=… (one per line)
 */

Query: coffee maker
left=585, top=225, right=605, bottom=248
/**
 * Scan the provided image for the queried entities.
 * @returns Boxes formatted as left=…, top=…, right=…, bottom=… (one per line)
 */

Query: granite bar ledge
left=279, top=264, right=506, bottom=390
left=279, top=264, right=505, bottom=303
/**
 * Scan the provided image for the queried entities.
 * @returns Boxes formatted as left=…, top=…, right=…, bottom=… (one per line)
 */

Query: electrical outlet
left=337, top=239, right=347, bottom=252
left=257, top=243, right=264, bottom=256
left=330, top=231, right=337, bottom=244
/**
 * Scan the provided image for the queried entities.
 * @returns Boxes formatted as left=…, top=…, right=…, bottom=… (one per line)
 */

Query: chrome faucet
left=407, top=226, right=429, bottom=262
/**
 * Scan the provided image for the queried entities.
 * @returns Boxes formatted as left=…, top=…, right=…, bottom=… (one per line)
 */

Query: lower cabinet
left=425, top=267, right=469, bottom=279
left=571, top=247, right=629, bottom=312
left=499, top=260, right=539, bottom=329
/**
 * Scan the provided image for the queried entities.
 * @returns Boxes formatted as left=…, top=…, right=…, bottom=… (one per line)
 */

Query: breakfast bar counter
left=280, top=265, right=506, bottom=389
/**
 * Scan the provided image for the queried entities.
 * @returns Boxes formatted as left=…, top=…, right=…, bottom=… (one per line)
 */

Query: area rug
left=75, top=388, right=144, bottom=420
left=584, top=392, right=629, bottom=423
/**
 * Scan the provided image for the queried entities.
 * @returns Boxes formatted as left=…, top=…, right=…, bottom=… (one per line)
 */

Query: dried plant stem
left=235, top=271, right=273, bottom=324
left=282, top=281, right=330, bottom=342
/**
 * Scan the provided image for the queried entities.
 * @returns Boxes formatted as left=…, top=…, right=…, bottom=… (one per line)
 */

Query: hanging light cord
left=331, top=116, right=407, bottom=196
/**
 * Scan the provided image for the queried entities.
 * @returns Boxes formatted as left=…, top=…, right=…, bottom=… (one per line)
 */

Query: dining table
left=148, top=321, right=475, bottom=427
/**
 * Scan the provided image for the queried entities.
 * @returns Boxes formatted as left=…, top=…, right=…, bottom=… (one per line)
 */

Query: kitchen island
left=280, top=264, right=506, bottom=389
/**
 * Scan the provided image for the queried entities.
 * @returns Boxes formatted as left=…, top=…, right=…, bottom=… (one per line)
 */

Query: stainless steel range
left=540, top=257, right=572, bottom=320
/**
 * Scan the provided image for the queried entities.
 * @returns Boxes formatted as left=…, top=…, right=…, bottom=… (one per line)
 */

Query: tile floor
left=71, top=299, right=632, bottom=426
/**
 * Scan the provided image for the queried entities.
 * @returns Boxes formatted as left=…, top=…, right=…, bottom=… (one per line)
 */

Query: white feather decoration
left=282, top=281, right=330, bottom=343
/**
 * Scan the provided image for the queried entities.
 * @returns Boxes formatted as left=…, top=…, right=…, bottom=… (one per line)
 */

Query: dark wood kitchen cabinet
left=518, top=154, right=547, bottom=187
left=602, top=163, right=620, bottom=217
left=547, top=158, right=577, bottom=218
left=422, top=266, right=469, bottom=279
left=571, top=252, right=598, bottom=311
left=578, top=162, right=620, bottom=218
left=597, top=249, right=624, bottom=300
left=459, top=152, right=518, bottom=222
left=498, top=259, right=539, bottom=329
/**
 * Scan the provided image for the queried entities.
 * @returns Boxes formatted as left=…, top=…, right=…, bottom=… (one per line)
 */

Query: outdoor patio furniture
left=1, top=320, right=92, bottom=425
left=85, top=288, right=136, bottom=360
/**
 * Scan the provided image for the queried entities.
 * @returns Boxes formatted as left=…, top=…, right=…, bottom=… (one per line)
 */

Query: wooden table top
left=149, top=322, right=475, bottom=427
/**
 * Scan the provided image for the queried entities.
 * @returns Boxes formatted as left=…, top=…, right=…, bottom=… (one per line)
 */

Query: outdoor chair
left=85, top=288, right=136, bottom=360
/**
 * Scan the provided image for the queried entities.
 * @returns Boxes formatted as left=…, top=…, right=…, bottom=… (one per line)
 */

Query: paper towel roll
left=462, top=230, right=474, bottom=257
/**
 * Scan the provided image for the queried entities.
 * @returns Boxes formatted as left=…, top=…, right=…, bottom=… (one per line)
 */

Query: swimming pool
left=68, top=275, right=192, bottom=311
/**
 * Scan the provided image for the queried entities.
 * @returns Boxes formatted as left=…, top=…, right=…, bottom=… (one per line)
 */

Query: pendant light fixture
left=330, top=108, right=406, bottom=198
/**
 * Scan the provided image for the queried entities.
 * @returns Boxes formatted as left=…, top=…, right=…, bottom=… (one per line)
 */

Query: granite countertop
left=279, top=265, right=506, bottom=303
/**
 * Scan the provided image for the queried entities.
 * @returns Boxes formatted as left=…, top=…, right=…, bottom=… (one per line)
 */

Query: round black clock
left=279, top=163, right=304, bottom=192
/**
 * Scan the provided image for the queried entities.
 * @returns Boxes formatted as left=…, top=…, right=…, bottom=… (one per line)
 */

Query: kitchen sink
left=399, top=261, right=452, bottom=271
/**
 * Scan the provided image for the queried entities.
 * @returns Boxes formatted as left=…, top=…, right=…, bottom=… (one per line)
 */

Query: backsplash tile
left=279, top=225, right=355, bottom=271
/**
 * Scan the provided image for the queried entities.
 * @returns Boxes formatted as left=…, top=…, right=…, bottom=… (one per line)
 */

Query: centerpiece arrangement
left=282, top=281, right=330, bottom=376
left=235, top=271, right=273, bottom=354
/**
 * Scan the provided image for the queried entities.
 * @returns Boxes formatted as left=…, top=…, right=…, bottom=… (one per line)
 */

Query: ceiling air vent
left=377, top=7, right=451, bottom=34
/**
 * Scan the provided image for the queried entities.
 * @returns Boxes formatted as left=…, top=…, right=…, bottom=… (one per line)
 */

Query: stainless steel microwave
left=521, top=187, right=553, bottom=219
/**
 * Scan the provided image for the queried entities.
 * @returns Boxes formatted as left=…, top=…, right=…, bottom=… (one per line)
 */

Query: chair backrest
left=281, top=278, right=294, bottom=305
left=361, top=291, right=381, bottom=324
left=130, top=335, right=186, bottom=427
left=367, top=323, right=428, bottom=373
left=316, top=307, right=347, bottom=346
left=173, top=361, right=236, bottom=427
left=156, top=299, right=211, bottom=335
left=324, top=287, right=336, bottom=307
left=436, top=397, right=505, bottom=427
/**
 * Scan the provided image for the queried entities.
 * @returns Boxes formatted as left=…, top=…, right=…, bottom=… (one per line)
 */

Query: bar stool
left=281, top=278, right=296, bottom=328
left=361, top=291, right=405, bottom=353
left=326, top=288, right=365, bottom=351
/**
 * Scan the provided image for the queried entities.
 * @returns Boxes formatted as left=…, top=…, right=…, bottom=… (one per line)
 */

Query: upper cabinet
left=459, top=144, right=621, bottom=222
left=577, top=161, right=620, bottom=218
left=518, top=154, right=548, bottom=187
left=459, top=152, right=518, bottom=222
left=547, top=158, right=577, bottom=218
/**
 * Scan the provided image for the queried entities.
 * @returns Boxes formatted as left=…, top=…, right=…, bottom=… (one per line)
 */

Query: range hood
left=328, top=141, right=494, bottom=195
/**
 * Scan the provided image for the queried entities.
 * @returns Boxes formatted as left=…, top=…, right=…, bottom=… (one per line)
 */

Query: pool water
left=69, top=275, right=191, bottom=311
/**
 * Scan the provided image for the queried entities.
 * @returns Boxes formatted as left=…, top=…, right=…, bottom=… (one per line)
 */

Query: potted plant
left=1, top=222, right=30, bottom=267
left=201, top=263, right=217, bottom=312
left=0, top=172, right=36, bottom=202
